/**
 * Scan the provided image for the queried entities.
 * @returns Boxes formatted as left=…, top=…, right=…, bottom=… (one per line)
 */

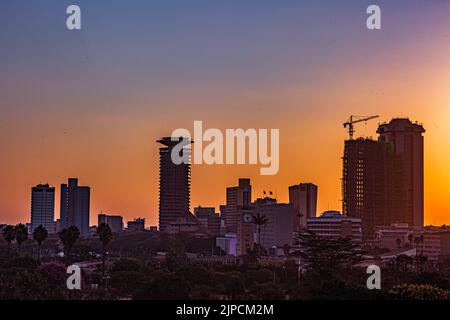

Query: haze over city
left=1, top=0, right=450, bottom=227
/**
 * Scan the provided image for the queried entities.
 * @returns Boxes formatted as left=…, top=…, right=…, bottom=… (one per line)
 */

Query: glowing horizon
left=1, top=1, right=449, bottom=227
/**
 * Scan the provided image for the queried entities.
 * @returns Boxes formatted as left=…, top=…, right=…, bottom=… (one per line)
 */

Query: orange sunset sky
left=0, top=1, right=449, bottom=227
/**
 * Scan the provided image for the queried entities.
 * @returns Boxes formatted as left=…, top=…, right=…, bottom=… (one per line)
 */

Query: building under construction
left=342, top=118, right=425, bottom=240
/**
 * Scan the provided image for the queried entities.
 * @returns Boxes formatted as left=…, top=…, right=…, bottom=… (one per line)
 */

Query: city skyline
left=1, top=1, right=450, bottom=226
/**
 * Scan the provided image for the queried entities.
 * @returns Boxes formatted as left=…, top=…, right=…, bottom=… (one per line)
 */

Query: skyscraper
left=60, top=178, right=90, bottom=238
left=289, top=183, right=318, bottom=231
left=158, top=137, right=192, bottom=233
left=223, top=178, right=252, bottom=233
left=342, top=138, right=406, bottom=239
left=377, top=118, right=425, bottom=227
left=31, top=184, right=55, bottom=234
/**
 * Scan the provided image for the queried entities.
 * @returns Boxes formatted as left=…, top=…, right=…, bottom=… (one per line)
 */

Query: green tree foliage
left=14, top=224, right=28, bottom=253
left=389, top=284, right=450, bottom=300
left=97, top=223, right=113, bottom=278
left=2, top=225, right=16, bottom=253
left=59, top=226, right=80, bottom=263
left=33, top=225, right=48, bottom=263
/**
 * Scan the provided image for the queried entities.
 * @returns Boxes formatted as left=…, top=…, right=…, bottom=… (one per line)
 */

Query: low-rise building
left=98, top=214, right=123, bottom=233
left=216, top=233, right=238, bottom=256
left=306, top=211, right=362, bottom=241
left=127, top=218, right=145, bottom=232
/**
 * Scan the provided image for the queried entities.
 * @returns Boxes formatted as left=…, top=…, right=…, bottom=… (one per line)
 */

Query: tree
left=15, top=224, right=28, bottom=253
left=2, top=225, right=16, bottom=254
left=252, top=213, right=268, bottom=255
left=407, top=233, right=414, bottom=246
left=97, top=223, right=113, bottom=279
left=414, top=235, right=425, bottom=256
left=396, top=238, right=402, bottom=249
left=59, top=226, right=80, bottom=263
left=33, top=225, right=48, bottom=263
left=295, top=232, right=363, bottom=286
left=389, top=284, right=450, bottom=300
left=294, top=233, right=367, bottom=299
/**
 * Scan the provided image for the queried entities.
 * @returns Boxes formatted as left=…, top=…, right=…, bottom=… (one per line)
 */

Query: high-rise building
left=289, top=183, right=318, bottom=230
left=158, top=137, right=192, bottom=233
left=31, top=184, right=55, bottom=234
left=255, top=197, right=293, bottom=251
left=342, top=138, right=405, bottom=239
left=306, top=211, right=362, bottom=241
left=377, top=118, right=425, bottom=227
left=223, top=178, right=252, bottom=233
left=98, top=214, right=123, bottom=233
left=60, top=178, right=90, bottom=238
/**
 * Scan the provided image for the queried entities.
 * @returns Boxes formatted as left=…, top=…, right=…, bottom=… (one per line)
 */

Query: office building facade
left=60, top=178, right=90, bottom=238
left=31, top=184, right=55, bottom=234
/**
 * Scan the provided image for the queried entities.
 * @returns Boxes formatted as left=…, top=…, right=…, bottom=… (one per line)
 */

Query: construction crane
left=343, top=115, right=379, bottom=140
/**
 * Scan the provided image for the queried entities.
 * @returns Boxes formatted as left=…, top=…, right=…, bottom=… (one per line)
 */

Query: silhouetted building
left=377, top=118, right=425, bottom=227
left=342, top=138, right=405, bottom=239
left=98, top=214, right=123, bottom=233
left=307, top=211, right=362, bottom=241
left=194, top=206, right=221, bottom=237
left=223, top=178, right=252, bottom=233
left=289, top=183, right=318, bottom=231
left=127, top=218, right=145, bottom=232
left=60, top=178, right=90, bottom=238
left=255, top=198, right=293, bottom=251
left=31, top=184, right=55, bottom=234
left=158, top=137, right=192, bottom=233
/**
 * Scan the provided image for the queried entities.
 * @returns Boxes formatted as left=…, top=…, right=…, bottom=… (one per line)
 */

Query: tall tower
left=342, top=138, right=405, bottom=239
left=223, top=178, right=252, bottom=233
left=158, top=137, right=192, bottom=233
left=60, top=178, right=90, bottom=237
left=289, top=183, right=318, bottom=230
left=31, top=184, right=55, bottom=234
left=377, top=119, right=425, bottom=226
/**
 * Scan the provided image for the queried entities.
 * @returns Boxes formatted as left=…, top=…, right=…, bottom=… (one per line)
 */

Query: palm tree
left=419, top=235, right=425, bottom=256
left=395, top=238, right=402, bottom=249
left=3, top=225, right=16, bottom=254
left=33, top=225, right=48, bottom=263
left=14, top=224, right=28, bottom=254
left=252, top=213, right=268, bottom=255
left=97, top=223, right=113, bottom=279
left=414, top=235, right=425, bottom=256
left=2, top=225, right=16, bottom=254
left=407, top=234, right=414, bottom=246
left=59, top=226, right=80, bottom=263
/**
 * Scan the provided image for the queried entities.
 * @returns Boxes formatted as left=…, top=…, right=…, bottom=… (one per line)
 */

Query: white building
left=306, top=211, right=362, bottom=241
left=216, top=233, right=238, bottom=256
left=31, top=184, right=55, bottom=234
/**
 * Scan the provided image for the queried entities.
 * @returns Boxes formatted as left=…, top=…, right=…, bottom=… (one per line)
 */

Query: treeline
left=1, top=226, right=450, bottom=300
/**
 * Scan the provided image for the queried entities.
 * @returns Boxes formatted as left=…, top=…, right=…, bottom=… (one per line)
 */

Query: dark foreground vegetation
left=1, top=224, right=450, bottom=300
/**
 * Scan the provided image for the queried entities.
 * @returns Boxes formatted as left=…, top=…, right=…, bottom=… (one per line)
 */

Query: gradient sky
left=1, top=0, right=449, bottom=227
